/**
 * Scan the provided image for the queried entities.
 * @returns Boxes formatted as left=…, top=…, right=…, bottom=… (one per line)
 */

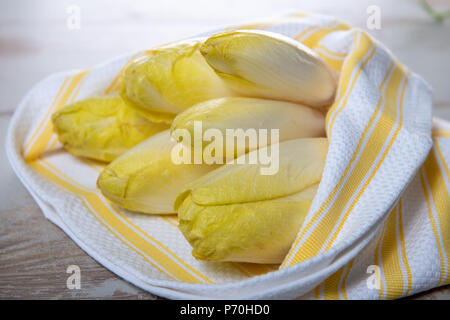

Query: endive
left=200, top=30, right=336, bottom=109
left=175, top=138, right=328, bottom=263
left=97, top=130, right=219, bottom=214
left=171, top=97, right=325, bottom=160
left=52, top=95, right=168, bottom=162
left=121, top=39, right=231, bottom=123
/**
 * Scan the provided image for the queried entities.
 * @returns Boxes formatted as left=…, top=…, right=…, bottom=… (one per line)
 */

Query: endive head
left=52, top=95, right=168, bottom=162
left=170, top=97, right=325, bottom=160
left=175, top=138, right=328, bottom=263
left=97, top=130, right=219, bottom=214
left=200, top=30, right=336, bottom=109
left=121, top=38, right=231, bottom=123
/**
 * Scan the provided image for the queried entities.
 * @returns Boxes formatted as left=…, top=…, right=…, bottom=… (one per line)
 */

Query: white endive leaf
left=171, top=97, right=325, bottom=160
left=201, top=30, right=336, bottom=109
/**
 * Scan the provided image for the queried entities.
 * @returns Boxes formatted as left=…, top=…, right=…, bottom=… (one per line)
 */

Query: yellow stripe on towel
left=23, top=77, right=70, bottom=154
left=379, top=205, right=404, bottom=299
left=321, top=259, right=353, bottom=300
left=24, top=70, right=90, bottom=161
left=420, top=145, right=450, bottom=284
left=298, top=22, right=349, bottom=48
left=29, top=157, right=213, bottom=284
left=326, top=31, right=377, bottom=137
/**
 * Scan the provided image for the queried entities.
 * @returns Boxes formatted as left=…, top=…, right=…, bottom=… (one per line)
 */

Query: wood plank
left=0, top=203, right=160, bottom=299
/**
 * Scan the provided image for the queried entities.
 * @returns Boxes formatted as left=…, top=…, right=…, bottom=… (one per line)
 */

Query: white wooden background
left=1, top=0, right=449, bottom=299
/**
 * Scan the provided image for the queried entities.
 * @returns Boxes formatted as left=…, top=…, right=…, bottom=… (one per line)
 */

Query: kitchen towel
left=6, top=12, right=449, bottom=299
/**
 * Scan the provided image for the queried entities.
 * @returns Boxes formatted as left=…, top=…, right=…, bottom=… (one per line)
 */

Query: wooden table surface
left=1, top=0, right=449, bottom=299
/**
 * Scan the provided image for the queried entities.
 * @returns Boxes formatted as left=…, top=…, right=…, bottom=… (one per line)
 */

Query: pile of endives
left=52, top=30, right=337, bottom=264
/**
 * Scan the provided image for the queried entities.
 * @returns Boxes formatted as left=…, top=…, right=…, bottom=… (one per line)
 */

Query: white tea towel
left=6, top=12, right=449, bottom=299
